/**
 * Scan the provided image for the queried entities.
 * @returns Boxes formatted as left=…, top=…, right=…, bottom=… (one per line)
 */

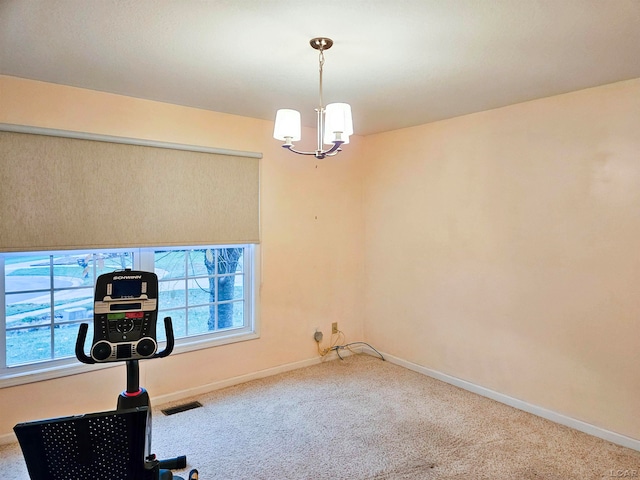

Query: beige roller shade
left=0, top=129, right=260, bottom=252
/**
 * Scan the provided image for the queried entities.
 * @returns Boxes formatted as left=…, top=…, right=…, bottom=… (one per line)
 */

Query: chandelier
left=273, top=37, right=353, bottom=159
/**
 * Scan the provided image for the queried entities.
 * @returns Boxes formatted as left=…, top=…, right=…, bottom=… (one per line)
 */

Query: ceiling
left=1, top=0, right=639, bottom=136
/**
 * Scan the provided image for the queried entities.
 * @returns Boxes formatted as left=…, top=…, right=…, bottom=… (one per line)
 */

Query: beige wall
left=363, top=78, right=640, bottom=439
left=0, top=75, right=365, bottom=437
left=2, top=74, right=640, bottom=443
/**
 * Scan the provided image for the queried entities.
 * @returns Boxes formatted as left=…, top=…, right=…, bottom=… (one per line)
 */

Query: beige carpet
left=2, top=354, right=639, bottom=479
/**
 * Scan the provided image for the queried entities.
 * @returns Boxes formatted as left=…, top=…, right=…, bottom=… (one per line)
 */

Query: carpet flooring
left=2, top=354, right=639, bottom=479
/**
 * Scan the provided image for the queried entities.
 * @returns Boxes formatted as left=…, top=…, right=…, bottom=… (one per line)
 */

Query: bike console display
left=89, top=269, right=159, bottom=362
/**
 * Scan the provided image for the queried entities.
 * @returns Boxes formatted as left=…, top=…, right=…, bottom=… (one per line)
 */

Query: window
left=153, top=247, right=249, bottom=339
left=1, top=244, right=258, bottom=385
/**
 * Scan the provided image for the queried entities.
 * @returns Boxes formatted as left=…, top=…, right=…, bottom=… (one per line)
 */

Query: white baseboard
left=152, top=356, right=324, bottom=406
left=0, top=354, right=339, bottom=446
left=153, top=349, right=357, bottom=406
left=0, top=432, right=15, bottom=445
left=382, top=352, right=640, bottom=452
left=6, top=350, right=635, bottom=452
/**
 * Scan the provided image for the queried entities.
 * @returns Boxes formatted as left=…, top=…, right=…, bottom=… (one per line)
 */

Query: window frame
left=0, top=244, right=260, bottom=388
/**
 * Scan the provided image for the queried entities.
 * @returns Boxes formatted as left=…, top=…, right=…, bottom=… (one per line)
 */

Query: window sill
left=0, top=329, right=259, bottom=389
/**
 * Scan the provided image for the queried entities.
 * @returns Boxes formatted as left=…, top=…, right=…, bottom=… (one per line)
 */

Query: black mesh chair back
left=13, top=407, right=155, bottom=480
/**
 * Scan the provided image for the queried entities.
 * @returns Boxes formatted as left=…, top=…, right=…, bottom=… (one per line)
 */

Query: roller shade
left=0, top=127, right=260, bottom=252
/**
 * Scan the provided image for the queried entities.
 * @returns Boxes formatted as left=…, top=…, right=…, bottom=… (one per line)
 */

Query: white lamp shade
left=324, top=103, right=353, bottom=145
left=274, top=109, right=301, bottom=141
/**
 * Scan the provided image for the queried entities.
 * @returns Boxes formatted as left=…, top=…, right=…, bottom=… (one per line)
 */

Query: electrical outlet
left=332, top=322, right=338, bottom=334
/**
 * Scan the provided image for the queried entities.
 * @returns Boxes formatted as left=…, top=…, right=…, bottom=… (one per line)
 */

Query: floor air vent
left=161, top=401, right=203, bottom=416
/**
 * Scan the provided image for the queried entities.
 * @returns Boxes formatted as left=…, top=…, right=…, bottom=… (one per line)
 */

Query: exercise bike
left=14, top=269, right=198, bottom=480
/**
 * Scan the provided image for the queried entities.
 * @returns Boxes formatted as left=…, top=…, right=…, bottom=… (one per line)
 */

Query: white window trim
left=0, top=245, right=260, bottom=388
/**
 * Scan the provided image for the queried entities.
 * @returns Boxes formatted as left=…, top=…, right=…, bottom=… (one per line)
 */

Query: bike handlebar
left=75, top=316, right=175, bottom=364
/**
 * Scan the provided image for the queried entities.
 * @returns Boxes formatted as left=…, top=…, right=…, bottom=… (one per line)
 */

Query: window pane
left=157, top=309, right=186, bottom=342
left=5, top=255, right=51, bottom=295
left=6, top=292, right=51, bottom=328
left=55, top=323, right=88, bottom=359
left=217, top=275, right=242, bottom=302
left=217, top=248, right=243, bottom=274
left=155, top=246, right=246, bottom=334
left=7, top=326, right=51, bottom=366
left=101, top=252, right=134, bottom=271
left=231, top=301, right=244, bottom=328
left=218, top=301, right=243, bottom=329
left=155, top=250, right=186, bottom=279
left=54, top=288, right=93, bottom=324
left=52, top=253, right=133, bottom=287
left=187, top=279, right=213, bottom=306
left=53, top=254, right=92, bottom=287
left=231, top=275, right=244, bottom=300
left=159, top=279, right=186, bottom=310
left=187, top=306, right=212, bottom=336
left=186, top=250, right=209, bottom=276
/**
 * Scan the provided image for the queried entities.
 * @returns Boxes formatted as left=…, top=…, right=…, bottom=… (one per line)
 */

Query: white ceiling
left=1, top=0, right=639, bottom=136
